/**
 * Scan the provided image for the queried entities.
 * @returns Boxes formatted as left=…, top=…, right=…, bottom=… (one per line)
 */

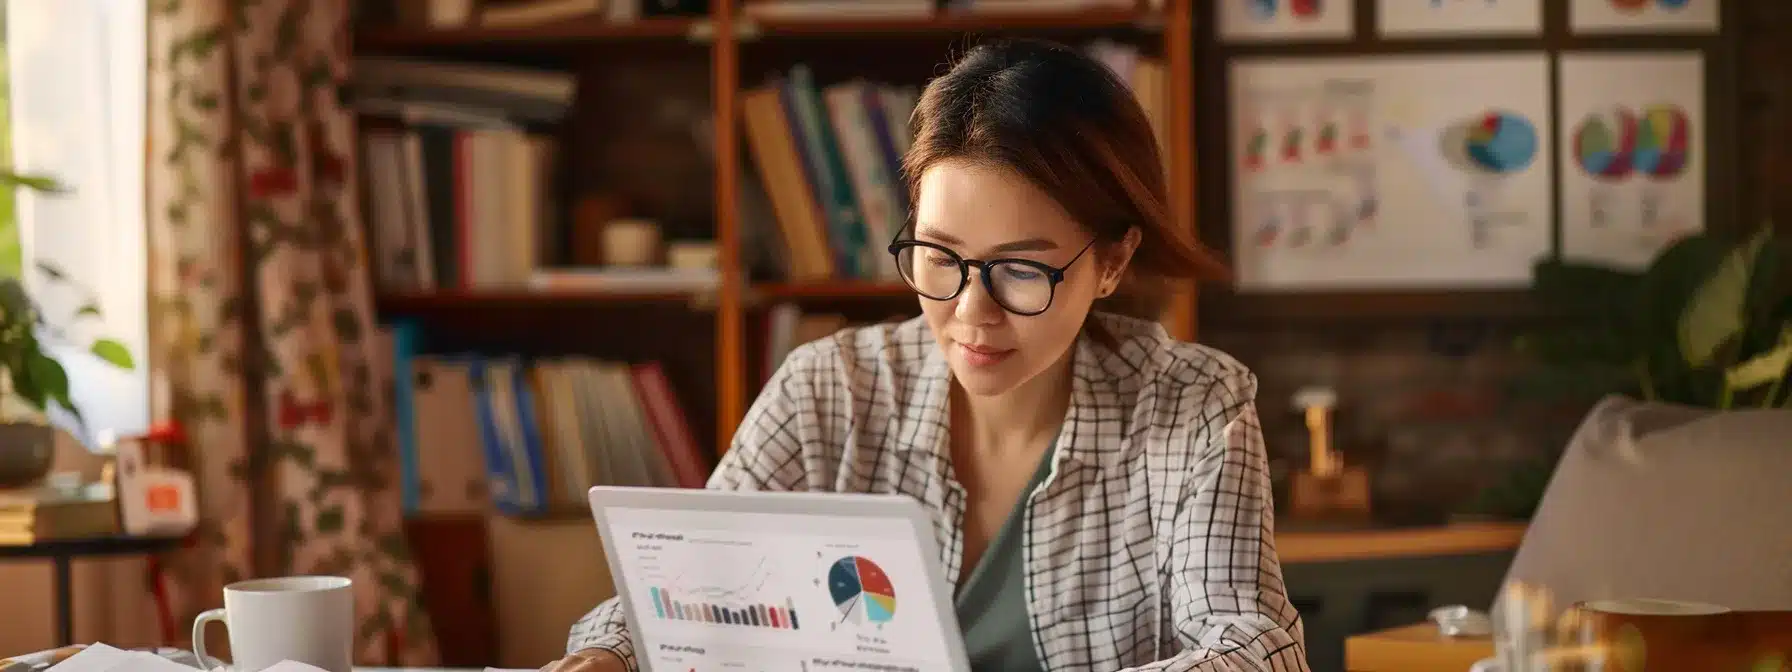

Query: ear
left=1097, top=227, right=1141, bottom=296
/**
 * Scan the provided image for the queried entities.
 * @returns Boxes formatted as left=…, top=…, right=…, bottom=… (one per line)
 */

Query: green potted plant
left=1516, top=225, right=1791, bottom=409
left=1464, top=225, right=1789, bottom=520
left=0, top=171, right=135, bottom=487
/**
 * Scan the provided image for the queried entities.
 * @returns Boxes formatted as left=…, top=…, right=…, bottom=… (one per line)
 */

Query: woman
left=546, top=38, right=1308, bottom=672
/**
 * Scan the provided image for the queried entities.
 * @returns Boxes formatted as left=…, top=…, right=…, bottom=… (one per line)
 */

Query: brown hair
left=901, top=38, right=1228, bottom=322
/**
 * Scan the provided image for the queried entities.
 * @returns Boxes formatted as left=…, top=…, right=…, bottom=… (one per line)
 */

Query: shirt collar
left=906, top=314, right=1162, bottom=471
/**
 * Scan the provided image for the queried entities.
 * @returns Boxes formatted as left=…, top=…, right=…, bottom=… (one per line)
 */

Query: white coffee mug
left=191, top=575, right=354, bottom=672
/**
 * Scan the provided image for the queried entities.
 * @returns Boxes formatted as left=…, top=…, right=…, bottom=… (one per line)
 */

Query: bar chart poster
left=601, top=507, right=959, bottom=672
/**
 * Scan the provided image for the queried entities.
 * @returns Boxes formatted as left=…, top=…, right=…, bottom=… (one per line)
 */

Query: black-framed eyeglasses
left=886, top=235, right=1097, bottom=316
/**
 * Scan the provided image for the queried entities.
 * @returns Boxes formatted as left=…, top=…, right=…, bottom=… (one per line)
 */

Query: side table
left=0, top=535, right=188, bottom=647
left=1344, top=623, right=1493, bottom=672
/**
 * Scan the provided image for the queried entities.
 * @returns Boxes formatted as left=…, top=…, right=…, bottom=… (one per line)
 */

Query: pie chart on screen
left=828, top=556, right=896, bottom=626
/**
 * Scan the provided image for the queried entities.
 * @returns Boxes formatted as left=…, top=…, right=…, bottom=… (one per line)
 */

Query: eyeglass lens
left=895, top=245, right=1054, bottom=315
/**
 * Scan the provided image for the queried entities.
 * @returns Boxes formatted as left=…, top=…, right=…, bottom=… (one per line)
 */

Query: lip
left=956, top=342, right=1015, bottom=367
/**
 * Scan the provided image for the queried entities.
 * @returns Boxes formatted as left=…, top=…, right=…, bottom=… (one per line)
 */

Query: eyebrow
left=916, top=225, right=1061, bottom=253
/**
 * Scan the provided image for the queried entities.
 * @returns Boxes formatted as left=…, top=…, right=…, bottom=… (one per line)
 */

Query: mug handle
left=191, top=607, right=227, bottom=672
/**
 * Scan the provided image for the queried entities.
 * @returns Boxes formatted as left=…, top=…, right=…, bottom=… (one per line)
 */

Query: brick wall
left=1203, top=323, right=1587, bottom=523
left=1217, top=13, right=1792, bottom=520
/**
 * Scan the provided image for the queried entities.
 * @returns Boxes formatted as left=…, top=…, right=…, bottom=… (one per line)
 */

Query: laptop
left=587, top=486, right=974, bottom=672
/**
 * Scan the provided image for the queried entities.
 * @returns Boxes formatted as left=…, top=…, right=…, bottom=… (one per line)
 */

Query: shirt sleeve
left=1119, top=402, right=1310, bottom=672
left=565, top=343, right=824, bottom=667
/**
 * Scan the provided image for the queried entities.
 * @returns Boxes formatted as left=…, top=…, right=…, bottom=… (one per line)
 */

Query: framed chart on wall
left=1557, top=51, right=1706, bottom=269
left=1219, top=0, right=1354, bottom=42
left=1377, top=0, right=1543, bottom=38
left=1227, top=54, right=1554, bottom=291
left=1571, top=0, right=1720, bottom=35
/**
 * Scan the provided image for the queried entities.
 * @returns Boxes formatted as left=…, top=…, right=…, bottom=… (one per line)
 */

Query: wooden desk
left=1346, top=613, right=1792, bottom=672
left=1344, top=623, right=1492, bottom=672
left=1278, top=522, right=1527, bottom=564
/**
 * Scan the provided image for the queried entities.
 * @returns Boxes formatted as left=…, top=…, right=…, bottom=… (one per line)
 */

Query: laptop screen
left=601, top=505, right=961, bottom=672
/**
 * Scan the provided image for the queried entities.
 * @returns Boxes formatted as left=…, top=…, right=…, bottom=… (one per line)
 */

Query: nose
left=953, top=266, right=1004, bottom=326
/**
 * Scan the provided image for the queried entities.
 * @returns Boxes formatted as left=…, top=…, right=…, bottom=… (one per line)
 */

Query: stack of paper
left=42, top=645, right=538, bottom=672
left=44, top=645, right=196, bottom=672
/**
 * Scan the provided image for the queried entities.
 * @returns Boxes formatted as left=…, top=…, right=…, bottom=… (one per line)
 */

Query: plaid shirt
left=570, top=312, right=1309, bottom=671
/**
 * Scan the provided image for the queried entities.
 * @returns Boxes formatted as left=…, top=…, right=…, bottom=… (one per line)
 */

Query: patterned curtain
left=145, top=0, right=437, bottom=664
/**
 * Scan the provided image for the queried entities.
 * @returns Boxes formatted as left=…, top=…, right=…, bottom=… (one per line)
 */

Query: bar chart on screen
left=648, top=585, right=802, bottom=630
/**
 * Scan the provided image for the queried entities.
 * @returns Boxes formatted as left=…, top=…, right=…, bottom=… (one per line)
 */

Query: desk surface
left=1344, top=623, right=1493, bottom=672
left=0, top=534, right=187, bottom=559
left=1278, top=522, right=1526, bottom=564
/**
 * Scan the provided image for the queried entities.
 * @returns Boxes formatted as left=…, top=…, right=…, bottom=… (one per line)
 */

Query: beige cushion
left=1500, top=395, right=1792, bottom=611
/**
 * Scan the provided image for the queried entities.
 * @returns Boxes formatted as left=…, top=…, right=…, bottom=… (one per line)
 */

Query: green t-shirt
left=953, top=441, right=1056, bottom=672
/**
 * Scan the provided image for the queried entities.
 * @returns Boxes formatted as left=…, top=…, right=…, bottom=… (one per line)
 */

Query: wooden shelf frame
left=355, top=1, right=1205, bottom=456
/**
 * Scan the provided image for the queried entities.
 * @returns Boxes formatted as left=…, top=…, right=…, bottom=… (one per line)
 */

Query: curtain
left=145, top=0, right=437, bottom=664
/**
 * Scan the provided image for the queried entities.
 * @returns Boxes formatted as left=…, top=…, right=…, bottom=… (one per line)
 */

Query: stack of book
left=0, top=488, right=118, bottom=545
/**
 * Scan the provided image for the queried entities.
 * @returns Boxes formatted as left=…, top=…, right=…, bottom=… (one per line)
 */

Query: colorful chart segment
left=1464, top=110, right=1539, bottom=174
left=1634, top=105, right=1690, bottom=178
left=648, top=586, right=801, bottom=631
left=828, top=556, right=897, bottom=626
left=1611, top=0, right=1691, bottom=12
left=1246, top=0, right=1322, bottom=21
left=1573, top=105, right=1689, bottom=180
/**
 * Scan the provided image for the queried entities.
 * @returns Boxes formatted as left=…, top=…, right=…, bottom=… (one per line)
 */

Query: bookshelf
left=354, top=0, right=1205, bottom=457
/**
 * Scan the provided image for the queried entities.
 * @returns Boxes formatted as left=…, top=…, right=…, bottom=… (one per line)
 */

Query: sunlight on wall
left=0, top=6, right=17, bottom=280
left=6, top=0, right=149, bottom=445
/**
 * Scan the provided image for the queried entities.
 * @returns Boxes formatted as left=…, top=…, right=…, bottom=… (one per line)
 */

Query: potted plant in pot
left=1464, top=225, right=1790, bottom=519
left=0, top=171, right=135, bottom=487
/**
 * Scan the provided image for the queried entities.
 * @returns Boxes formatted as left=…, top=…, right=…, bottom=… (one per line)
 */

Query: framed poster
left=1219, top=0, right=1354, bottom=43
left=1557, top=52, right=1706, bottom=269
left=1571, top=0, right=1720, bottom=35
left=1229, top=54, right=1554, bottom=290
left=1377, top=0, right=1543, bottom=37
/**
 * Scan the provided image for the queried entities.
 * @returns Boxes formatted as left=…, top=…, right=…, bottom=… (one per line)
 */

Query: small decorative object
left=601, top=218, right=662, bottom=266
left=0, top=171, right=135, bottom=487
left=666, top=241, right=719, bottom=271
left=1430, top=604, right=1494, bottom=637
left=570, top=193, right=633, bottom=266
left=108, top=421, right=198, bottom=536
left=1287, top=386, right=1372, bottom=522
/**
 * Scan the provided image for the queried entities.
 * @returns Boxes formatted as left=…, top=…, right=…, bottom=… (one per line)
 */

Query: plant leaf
left=75, top=302, right=101, bottom=317
left=1680, top=229, right=1770, bottom=367
left=1639, top=232, right=1729, bottom=343
left=25, top=352, right=77, bottom=422
left=1726, top=325, right=1792, bottom=391
left=6, top=360, right=42, bottom=411
left=0, top=171, right=68, bottom=194
left=90, top=338, right=135, bottom=369
left=34, top=261, right=65, bottom=281
left=1524, top=259, right=1646, bottom=366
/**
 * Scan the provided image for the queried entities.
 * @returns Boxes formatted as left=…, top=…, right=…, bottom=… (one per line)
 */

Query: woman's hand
left=539, top=649, right=628, bottom=672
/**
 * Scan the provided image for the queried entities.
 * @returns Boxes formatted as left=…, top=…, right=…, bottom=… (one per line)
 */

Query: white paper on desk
left=260, top=663, right=331, bottom=672
left=46, top=644, right=197, bottom=672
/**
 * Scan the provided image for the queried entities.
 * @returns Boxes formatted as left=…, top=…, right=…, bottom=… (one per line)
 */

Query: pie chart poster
left=1557, top=52, right=1705, bottom=270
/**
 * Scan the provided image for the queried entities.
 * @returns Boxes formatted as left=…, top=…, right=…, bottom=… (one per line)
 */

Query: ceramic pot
left=0, top=422, right=55, bottom=488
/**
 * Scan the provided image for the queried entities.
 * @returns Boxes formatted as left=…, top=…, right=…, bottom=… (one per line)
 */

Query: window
left=6, top=0, right=148, bottom=445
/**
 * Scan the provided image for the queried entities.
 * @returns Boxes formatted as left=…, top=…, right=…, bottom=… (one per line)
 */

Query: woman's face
left=909, top=160, right=1130, bottom=398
